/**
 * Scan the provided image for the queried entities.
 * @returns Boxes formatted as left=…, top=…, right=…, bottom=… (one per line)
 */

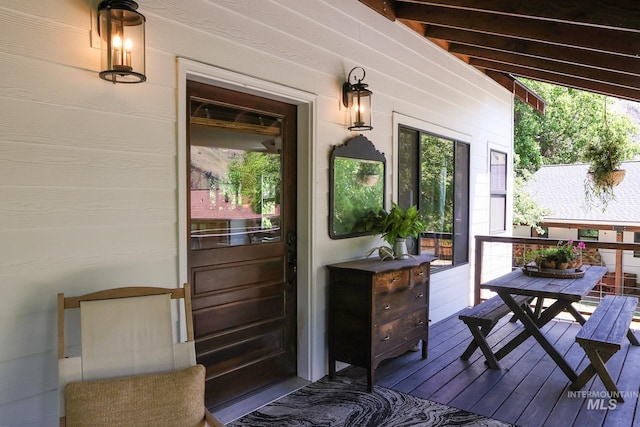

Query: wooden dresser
left=326, top=254, right=435, bottom=391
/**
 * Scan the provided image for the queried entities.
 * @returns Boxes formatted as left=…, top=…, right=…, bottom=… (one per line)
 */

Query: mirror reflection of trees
left=333, top=158, right=384, bottom=235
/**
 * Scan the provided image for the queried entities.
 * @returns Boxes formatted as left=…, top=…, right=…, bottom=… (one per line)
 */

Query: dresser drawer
left=373, top=269, right=410, bottom=294
left=374, top=309, right=427, bottom=355
left=375, top=282, right=427, bottom=322
left=410, top=265, right=428, bottom=285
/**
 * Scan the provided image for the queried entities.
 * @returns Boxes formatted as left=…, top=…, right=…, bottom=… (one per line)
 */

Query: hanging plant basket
left=605, top=169, right=626, bottom=187
left=358, top=174, right=380, bottom=187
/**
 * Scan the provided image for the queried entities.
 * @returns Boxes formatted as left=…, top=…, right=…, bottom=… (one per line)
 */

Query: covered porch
left=220, top=309, right=640, bottom=426
left=378, top=311, right=640, bottom=427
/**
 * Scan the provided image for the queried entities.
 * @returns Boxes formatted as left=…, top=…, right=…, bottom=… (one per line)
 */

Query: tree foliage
left=514, top=80, right=637, bottom=177
left=513, top=80, right=638, bottom=226
left=227, top=151, right=281, bottom=214
left=512, top=171, right=549, bottom=234
left=332, top=158, right=384, bottom=235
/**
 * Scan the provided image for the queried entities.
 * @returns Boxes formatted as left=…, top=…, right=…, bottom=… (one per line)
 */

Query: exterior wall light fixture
left=342, top=67, right=373, bottom=131
left=98, top=0, right=146, bottom=83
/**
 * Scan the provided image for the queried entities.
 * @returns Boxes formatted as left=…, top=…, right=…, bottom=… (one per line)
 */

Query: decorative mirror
left=329, top=135, right=386, bottom=239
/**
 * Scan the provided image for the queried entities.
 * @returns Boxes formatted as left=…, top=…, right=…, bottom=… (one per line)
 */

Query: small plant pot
left=540, top=259, right=556, bottom=269
left=393, top=238, right=410, bottom=259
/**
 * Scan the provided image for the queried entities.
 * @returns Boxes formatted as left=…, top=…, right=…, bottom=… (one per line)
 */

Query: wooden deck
left=375, top=311, right=640, bottom=427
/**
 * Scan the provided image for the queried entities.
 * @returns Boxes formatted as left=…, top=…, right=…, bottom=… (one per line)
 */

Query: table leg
left=497, top=291, right=578, bottom=382
left=564, top=304, right=587, bottom=325
left=493, top=299, right=567, bottom=361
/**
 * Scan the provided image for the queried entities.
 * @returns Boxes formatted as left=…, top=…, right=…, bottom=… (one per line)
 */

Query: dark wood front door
left=186, top=80, right=297, bottom=407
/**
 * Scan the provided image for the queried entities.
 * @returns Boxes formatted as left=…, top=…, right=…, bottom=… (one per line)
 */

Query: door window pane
left=189, top=99, right=282, bottom=249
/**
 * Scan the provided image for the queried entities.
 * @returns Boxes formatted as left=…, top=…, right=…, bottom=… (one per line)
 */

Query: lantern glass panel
left=99, top=6, right=146, bottom=83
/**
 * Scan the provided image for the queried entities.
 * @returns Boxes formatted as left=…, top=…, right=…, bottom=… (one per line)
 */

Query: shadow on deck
left=375, top=311, right=640, bottom=427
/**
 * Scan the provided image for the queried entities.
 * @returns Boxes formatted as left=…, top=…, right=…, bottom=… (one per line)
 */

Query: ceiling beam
left=470, top=58, right=640, bottom=102
left=486, top=71, right=545, bottom=114
left=394, top=2, right=640, bottom=57
left=359, top=0, right=397, bottom=20
left=397, top=0, right=640, bottom=31
left=358, top=0, right=640, bottom=103
left=423, top=26, right=640, bottom=78
left=451, top=45, right=640, bottom=91
left=360, top=1, right=547, bottom=112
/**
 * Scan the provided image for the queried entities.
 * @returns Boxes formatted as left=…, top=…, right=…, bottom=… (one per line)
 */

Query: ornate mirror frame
left=329, top=135, right=386, bottom=239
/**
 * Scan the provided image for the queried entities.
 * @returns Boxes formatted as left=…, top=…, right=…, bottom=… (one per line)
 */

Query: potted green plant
left=522, top=240, right=585, bottom=271
left=582, top=127, right=634, bottom=209
left=379, top=203, right=425, bottom=259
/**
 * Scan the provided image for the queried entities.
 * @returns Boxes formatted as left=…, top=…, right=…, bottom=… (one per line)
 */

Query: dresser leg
left=421, top=338, right=428, bottom=359
left=367, top=368, right=374, bottom=392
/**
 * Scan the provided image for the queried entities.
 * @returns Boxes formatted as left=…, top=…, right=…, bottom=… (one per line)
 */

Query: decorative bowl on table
left=522, top=263, right=585, bottom=279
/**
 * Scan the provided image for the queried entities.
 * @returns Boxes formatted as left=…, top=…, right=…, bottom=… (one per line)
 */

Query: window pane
left=490, top=150, right=507, bottom=192
left=490, top=196, right=506, bottom=233
left=190, top=100, right=282, bottom=249
left=398, top=125, right=469, bottom=269
left=398, top=127, right=419, bottom=208
left=578, top=229, right=598, bottom=240
left=421, top=134, right=454, bottom=267
left=454, top=142, right=470, bottom=264
left=490, top=149, right=507, bottom=233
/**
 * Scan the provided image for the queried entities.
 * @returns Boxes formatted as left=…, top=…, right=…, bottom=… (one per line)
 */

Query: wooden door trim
left=177, top=58, right=317, bottom=382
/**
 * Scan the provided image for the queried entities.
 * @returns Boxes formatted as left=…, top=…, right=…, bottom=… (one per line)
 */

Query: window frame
left=394, top=115, right=471, bottom=271
left=578, top=228, right=599, bottom=241
left=489, top=149, right=508, bottom=234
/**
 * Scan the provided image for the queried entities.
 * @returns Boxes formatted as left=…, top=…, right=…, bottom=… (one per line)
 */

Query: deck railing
left=474, top=235, right=640, bottom=307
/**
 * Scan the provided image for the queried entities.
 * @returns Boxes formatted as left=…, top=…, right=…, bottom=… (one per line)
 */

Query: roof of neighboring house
left=526, top=160, right=640, bottom=224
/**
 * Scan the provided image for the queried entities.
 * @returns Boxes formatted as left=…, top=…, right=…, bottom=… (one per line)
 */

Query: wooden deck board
left=375, top=311, right=640, bottom=427
left=602, top=341, right=640, bottom=425
left=494, top=322, right=578, bottom=424
left=469, top=321, right=573, bottom=419
left=509, top=328, right=588, bottom=427
left=399, top=318, right=525, bottom=398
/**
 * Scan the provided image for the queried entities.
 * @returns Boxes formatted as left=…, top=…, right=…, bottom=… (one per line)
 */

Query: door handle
left=287, top=249, right=297, bottom=291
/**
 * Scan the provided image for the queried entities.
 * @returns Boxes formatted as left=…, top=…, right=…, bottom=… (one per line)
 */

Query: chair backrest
left=57, top=285, right=204, bottom=425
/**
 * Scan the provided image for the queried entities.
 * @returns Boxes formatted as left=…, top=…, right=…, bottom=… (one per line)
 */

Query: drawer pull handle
left=382, top=335, right=390, bottom=341
left=416, top=320, right=424, bottom=326
left=384, top=304, right=391, bottom=310
left=416, top=293, right=424, bottom=299
left=416, top=271, right=424, bottom=276
left=390, top=277, right=397, bottom=283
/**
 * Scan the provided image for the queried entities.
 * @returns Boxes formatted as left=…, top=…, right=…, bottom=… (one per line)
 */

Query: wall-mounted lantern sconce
left=98, top=0, right=146, bottom=83
left=342, top=67, right=373, bottom=131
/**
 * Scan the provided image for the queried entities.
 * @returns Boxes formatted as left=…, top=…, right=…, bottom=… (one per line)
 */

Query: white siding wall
left=0, top=0, right=514, bottom=424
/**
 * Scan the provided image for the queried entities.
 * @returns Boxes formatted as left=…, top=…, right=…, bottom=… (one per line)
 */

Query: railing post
left=615, top=229, right=624, bottom=295
left=474, top=236, right=483, bottom=306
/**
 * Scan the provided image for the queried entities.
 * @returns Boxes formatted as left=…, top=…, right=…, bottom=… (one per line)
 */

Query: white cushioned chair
left=57, top=284, right=225, bottom=427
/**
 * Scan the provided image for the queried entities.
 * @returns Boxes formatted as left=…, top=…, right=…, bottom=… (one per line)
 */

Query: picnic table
left=480, top=265, right=608, bottom=382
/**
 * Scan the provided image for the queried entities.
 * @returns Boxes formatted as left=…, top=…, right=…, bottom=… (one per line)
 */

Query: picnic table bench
left=459, top=294, right=535, bottom=369
left=571, top=295, right=639, bottom=401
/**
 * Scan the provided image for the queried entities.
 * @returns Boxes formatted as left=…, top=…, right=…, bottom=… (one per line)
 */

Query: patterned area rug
left=228, top=367, right=514, bottom=426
